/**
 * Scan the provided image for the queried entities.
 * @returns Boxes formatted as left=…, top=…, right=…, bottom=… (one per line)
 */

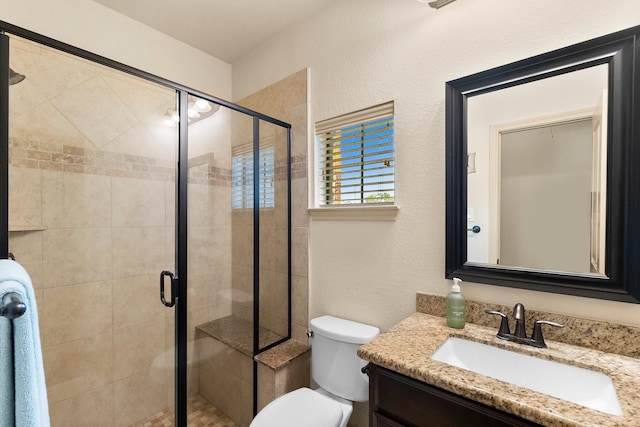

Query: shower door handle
left=160, top=270, right=178, bottom=307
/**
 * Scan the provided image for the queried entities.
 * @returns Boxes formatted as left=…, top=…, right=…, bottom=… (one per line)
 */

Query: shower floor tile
left=132, top=394, right=238, bottom=427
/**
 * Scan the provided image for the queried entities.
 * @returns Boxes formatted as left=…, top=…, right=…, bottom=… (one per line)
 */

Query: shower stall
left=1, top=22, right=293, bottom=427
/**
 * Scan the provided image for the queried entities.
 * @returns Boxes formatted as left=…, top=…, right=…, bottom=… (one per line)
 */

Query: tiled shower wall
left=7, top=35, right=308, bottom=426
left=7, top=36, right=233, bottom=425
left=9, top=154, right=177, bottom=426
left=235, top=69, right=309, bottom=346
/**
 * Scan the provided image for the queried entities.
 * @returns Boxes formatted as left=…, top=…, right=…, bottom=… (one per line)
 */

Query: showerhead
left=9, top=67, right=26, bottom=86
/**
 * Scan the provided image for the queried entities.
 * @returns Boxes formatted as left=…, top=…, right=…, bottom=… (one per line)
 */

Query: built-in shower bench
left=196, top=316, right=310, bottom=426
left=197, top=315, right=286, bottom=356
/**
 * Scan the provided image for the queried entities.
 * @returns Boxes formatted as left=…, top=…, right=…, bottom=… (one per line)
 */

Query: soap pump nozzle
left=452, top=277, right=462, bottom=292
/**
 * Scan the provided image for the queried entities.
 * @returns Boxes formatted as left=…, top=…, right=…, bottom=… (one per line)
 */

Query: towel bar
left=0, top=292, right=26, bottom=319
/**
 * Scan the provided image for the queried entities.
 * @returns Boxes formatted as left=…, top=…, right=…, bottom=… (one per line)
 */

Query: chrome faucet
left=485, top=303, right=564, bottom=348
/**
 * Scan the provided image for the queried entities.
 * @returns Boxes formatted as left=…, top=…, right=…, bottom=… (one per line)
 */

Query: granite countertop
left=357, top=313, right=640, bottom=427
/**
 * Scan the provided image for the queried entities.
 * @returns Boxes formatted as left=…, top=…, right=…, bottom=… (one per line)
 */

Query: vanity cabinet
left=368, top=364, right=541, bottom=427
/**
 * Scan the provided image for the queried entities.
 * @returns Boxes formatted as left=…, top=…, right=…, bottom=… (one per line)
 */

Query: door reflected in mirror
left=466, top=64, right=608, bottom=277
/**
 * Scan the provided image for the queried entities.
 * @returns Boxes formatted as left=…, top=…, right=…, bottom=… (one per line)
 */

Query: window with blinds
left=315, top=101, right=394, bottom=205
left=231, top=146, right=275, bottom=209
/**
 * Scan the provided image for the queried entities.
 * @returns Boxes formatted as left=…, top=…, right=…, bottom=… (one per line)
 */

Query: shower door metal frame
left=250, top=116, right=293, bottom=415
left=0, top=20, right=292, bottom=427
left=0, top=33, right=9, bottom=259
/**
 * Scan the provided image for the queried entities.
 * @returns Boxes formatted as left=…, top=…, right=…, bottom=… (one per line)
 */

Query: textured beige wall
left=0, top=0, right=231, bottom=98
left=232, top=4, right=640, bottom=425
left=233, top=0, right=640, bottom=331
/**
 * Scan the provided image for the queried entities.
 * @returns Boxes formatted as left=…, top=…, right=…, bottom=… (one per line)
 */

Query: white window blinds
left=231, top=146, right=275, bottom=209
left=315, top=101, right=394, bottom=205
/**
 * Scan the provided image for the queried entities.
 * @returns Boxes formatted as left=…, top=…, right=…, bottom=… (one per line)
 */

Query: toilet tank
left=310, top=316, right=380, bottom=402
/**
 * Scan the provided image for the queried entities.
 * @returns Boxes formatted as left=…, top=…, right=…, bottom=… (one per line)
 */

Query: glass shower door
left=5, top=33, right=179, bottom=426
left=186, top=96, right=251, bottom=426
left=183, top=95, right=292, bottom=427
left=3, top=27, right=292, bottom=427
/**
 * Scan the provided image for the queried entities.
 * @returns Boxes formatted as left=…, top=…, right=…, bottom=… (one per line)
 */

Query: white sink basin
left=431, top=337, right=622, bottom=416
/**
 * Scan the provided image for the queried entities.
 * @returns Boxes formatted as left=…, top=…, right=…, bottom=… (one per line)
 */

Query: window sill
left=308, top=205, right=399, bottom=221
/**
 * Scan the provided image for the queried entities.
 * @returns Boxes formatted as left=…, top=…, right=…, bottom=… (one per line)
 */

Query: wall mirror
left=445, top=25, right=640, bottom=303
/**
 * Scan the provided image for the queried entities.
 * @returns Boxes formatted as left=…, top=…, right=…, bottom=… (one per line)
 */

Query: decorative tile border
left=9, top=137, right=175, bottom=181
left=9, top=137, right=303, bottom=187
left=277, top=154, right=307, bottom=180
left=9, top=137, right=234, bottom=186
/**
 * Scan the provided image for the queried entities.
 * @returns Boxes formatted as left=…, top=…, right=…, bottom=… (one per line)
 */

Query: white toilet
left=249, top=315, right=380, bottom=427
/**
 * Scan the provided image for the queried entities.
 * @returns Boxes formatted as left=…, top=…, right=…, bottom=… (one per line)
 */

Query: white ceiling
left=93, top=0, right=337, bottom=63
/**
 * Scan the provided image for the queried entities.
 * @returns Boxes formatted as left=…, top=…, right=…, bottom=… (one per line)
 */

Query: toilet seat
left=249, top=387, right=344, bottom=427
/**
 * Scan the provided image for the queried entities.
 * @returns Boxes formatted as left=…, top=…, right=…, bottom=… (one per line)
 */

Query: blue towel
left=0, top=260, right=49, bottom=427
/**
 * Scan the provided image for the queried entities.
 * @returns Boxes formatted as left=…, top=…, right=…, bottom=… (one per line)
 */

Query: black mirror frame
left=445, top=25, right=640, bottom=303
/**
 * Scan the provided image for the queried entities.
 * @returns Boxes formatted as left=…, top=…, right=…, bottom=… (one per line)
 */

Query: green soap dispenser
left=446, top=278, right=466, bottom=329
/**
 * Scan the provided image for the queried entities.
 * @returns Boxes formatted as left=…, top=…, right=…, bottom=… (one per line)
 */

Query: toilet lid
left=250, top=388, right=344, bottom=427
